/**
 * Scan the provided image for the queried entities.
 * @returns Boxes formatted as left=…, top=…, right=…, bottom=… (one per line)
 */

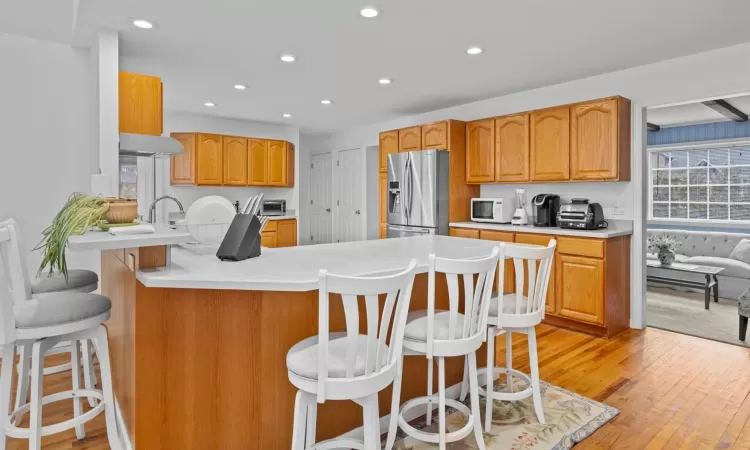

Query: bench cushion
left=14, top=293, right=111, bottom=328
left=31, top=270, right=98, bottom=294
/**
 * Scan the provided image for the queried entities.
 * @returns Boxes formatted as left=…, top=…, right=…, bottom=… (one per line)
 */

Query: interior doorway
left=310, top=152, right=333, bottom=245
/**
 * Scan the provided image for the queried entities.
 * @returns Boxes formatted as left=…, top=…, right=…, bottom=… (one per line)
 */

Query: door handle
left=326, top=208, right=331, bottom=212
left=355, top=210, right=361, bottom=215
left=403, top=156, right=410, bottom=219
left=388, top=225, right=430, bottom=233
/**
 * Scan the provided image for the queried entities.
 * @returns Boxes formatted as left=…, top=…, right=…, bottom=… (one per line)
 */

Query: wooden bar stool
left=385, top=246, right=502, bottom=450
left=286, top=259, right=417, bottom=450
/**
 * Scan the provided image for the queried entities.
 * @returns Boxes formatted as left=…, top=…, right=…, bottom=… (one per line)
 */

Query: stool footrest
left=6, top=389, right=104, bottom=439
left=397, top=396, right=474, bottom=444
left=476, top=367, right=533, bottom=401
left=309, top=437, right=365, bottom=450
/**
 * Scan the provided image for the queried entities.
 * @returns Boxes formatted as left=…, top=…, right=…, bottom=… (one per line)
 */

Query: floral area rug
left=392, top=379, right=619, bottom=449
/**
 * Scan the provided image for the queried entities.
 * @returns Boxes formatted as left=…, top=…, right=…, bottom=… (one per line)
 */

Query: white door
left=336, top=148, right=364, bottom=243
left=310, top=152, right=333, bottom=244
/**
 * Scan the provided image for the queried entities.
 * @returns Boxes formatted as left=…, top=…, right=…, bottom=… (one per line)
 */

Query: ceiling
left=4, top=1, right=750, bottom=133
left=648, top=95, right=750, bottom=127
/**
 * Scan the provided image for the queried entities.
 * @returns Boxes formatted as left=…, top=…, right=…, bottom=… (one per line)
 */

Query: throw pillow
left=730, top=239, right=750, bottom=265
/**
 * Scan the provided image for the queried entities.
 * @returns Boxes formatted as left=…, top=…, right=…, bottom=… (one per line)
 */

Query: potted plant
left=648, top=234, right=681, bottom=266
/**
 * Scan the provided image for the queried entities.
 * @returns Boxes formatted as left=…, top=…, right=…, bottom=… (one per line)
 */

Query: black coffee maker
left=533, top=194, right=561, bottom=227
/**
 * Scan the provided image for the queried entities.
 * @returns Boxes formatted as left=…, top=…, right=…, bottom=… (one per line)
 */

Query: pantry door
left=335, top=148, right=364, bottom=243
left=310, top=152, right=333, bottom=244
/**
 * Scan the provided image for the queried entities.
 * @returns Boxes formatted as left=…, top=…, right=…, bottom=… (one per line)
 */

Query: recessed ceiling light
left=280, top=54, right=296, bottom=63
left=360, top=7, right=379, bottom=18
left=282, top=113, right=292, bottom=118
left=132, top=19, right=154, bottom=29
left=234, top=84, right=247, bottom=90
left=204, top=102, right=215, bottom=107
left=379, top=78, right=392, bottom=85
left=466, top=46, right=483, bottom=55
left=321, top=99, right=333, bottom=105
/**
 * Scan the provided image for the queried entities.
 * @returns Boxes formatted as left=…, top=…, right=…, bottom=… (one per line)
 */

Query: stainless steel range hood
left=119, top=133, right=184, bottom=157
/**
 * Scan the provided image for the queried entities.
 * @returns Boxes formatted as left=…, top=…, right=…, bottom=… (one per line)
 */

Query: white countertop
left=67, top=226, right=193, bottom=252
left=137, top=235, right=502, bottom=292
left=449, top=219, right=633, bottom=238
left=262, top=215, right=297, bottom=221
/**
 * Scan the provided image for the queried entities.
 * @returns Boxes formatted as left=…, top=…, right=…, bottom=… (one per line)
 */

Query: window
left=650, top=144, right=750, bottom=221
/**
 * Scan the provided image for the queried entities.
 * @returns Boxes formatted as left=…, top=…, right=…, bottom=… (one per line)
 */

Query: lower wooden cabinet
left=379, top=173, right=387, bottom=239
left=557, top=255, right=604, bottom=325
left=380, top=224, right=387, bottom=239
left=260, top=219, right=297, bottom=248
left=261, top=232, right=277, bottom=248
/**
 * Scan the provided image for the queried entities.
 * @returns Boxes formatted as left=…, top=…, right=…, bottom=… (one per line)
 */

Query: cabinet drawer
left=514, top=233, right=555, bottom=246
left=557, top=237, right=604, bottom=258
left=479, top=230, right=514, bottom=243
left=263, top=220, right=278, bottom=232
left=450, top=228, right=479, bottom=239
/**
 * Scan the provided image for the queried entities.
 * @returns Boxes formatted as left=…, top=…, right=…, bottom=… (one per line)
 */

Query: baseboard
left=114, top=397, right=134, bottom=450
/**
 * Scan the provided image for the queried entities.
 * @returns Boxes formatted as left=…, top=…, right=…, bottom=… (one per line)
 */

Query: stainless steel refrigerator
left=386, top=149, right=450, bottom=238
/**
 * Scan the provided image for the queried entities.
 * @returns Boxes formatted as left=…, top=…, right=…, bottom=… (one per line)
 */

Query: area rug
left=391, top=379, right=619, bottom=449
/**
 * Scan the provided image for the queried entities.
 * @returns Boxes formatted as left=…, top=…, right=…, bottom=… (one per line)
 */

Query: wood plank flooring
left=5, top=324, right=750, bottom=449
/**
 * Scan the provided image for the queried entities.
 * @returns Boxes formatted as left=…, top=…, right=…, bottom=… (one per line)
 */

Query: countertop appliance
left=387, top=149, right=449, bottom=237
left=511, top=188, right=529, bottom=225
left=261, top=199, right=286, bottom=216
left=532, top=194, right=560, bottom=227
left=558, top=198, right=607, bottom=230
left=471, top=198, right=514, bottom=224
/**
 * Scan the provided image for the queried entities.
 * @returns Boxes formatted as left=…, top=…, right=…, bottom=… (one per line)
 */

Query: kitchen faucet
left=148, top=195, right=184, bottom=224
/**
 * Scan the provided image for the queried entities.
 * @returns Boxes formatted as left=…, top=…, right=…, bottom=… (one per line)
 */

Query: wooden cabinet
left=379, top=173, right=387, bottom=238
left=276, top=219, right=298, bottom=247
left=514, top=233, right=557, bottom=314
left=196, top=134, right=223, bottom=186
left=478, top=230, right=516, bottom=294
left=571, top=97, right=631, bottom=181
left=268, top=140, right=293, bottom=186
left=466, top=119, right=495, bottom=183
left=260, top=232, right=277, bottom=248
left=422, top=121, right=448, bottom=149
left=248, top=139, right=269, bottom=185
left=380, top=224, right=387, bottom=239
left=531, top=106, right=570, bottom=181
left=495, top=113, right=530, bottom=182
left=557, top=255, right=605, bottom=325
left=379, top=130, right=399, bottom=173
left=223, top=137, right=248, bottom=186
left=398, top=127, right=422, bottom=152
left=170, top=133, right=196, bottom=185
left=119, top=72, right=163, bottom=136
left=449, top=228, right=480, bottom=239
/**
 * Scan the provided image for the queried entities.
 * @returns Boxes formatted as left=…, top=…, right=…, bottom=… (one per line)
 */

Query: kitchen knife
left=241, top=197, right=253, bottom=215
left=251, top=193, right=264, bottom=216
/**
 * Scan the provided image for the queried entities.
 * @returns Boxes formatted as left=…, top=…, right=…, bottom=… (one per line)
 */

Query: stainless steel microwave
left=470, top=198, right=514, bottom=223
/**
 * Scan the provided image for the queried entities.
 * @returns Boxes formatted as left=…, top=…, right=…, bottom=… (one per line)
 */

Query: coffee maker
left=533, top=194, right=560, bottom=227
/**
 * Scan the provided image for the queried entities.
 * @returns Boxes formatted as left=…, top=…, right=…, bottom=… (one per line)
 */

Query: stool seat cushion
left=31, top=270, right=98, bottom=294
left=286, top=332, right=389, bottom=380
left=14, top=293, right=111, bottom=328
left=489, top=293, right=530, bottom=316
left=404, top=309, right=466, bottom=341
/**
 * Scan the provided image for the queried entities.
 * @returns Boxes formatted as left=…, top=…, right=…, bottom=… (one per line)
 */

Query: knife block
left=216, top=214, right=262, bottom=261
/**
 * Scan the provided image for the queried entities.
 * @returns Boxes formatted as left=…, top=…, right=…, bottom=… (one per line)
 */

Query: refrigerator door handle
left=408, top=153, right=414, bottom=222
left=403, top=155, right=410, bottom=220
left=388, top=225, right=430, bottom=233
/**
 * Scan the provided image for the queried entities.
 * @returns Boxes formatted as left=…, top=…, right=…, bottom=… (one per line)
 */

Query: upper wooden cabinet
left=268, top=140, right=288, bottom=186
left=223, top=137, right=248, bottom=186
left=398, top=127, right=422, bottom=152
left=170, top=133, right=196, bottom=185
left=119, top=72, right=163, bottom=136
left=495, top=113, right=530, bottom=182
left=531, top=106, right=570, bottom=182
left=248, top=139, right=269, bottom=185
left=422, top=121, right=448, bottom=149
left=466, top=119, right=495, bottom=183
left=196, top=134, right=223, bottom=186
left=379, top=131, right=399, bottom=173
left=571, top=97, right=631, bottom=181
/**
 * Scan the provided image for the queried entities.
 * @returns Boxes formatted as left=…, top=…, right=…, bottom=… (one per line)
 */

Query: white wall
left=0, top=32, right=98, bottom=275
left=316, top=41, right=750, bottom=329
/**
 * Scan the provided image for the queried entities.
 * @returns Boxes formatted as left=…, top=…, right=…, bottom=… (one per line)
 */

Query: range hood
left=119, top=133, right=184, bottom=157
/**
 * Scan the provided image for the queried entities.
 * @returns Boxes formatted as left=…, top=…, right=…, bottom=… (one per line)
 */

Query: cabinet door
left=119, top=72, right=163, bottom=136
left=223, top=136, right=248, bottom=186
left=466, top=119, right=495, bottom=183
left=495, top=114, right=530, bottom=182
left=277, top=220, right=297, bottom=247
left=531, top=106, right=570, bottom=181
left=379, top=224, right=387, bottom=239
left=421, top=121, right=448, bottom=149
left=398, top=127, right=422, bottom=152
left=170, top=133, right=196, bottom=185
left=557, top=255, right=605, bottom=325
left=286, top=143, right=295, bottom=187
left=514, top=233, right=556, bottom=314
left=379, top=172, right=387, bottom=225
left=268, top=140, right=287, bottom=186
left=248, top=139, right=268, bottom=186
left=449, top=228, right=480, bottom=239
left=571, top=98, right=619, bottom=180
left=261, top=232, right=277, bottom=248
left=479, top=230, right=515, bottom=294
left=379, top=131, right=399, bottom=173
left=196, top=134, right=223, bottom=185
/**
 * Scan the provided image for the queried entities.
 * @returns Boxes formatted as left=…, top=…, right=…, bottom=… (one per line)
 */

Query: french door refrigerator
left=386, top=149, right=449, bottom=238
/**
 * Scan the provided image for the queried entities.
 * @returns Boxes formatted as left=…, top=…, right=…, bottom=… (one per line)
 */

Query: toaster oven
left=261, top=200, right=286, bottom=216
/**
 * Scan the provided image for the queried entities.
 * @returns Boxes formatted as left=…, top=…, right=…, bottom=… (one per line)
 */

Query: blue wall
left=648, top=120, right=750, bottom=145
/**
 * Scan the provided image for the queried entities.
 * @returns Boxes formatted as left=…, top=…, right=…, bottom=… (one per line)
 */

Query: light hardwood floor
left=5, top=324, right=750, bottom=449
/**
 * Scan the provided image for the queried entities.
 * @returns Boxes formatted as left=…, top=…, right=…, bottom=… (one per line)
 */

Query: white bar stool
left=385, top=246, right=502, bottom=450
left=0, top=222, right=121, bottom=449
left=286, top=259, right=418, bottom=450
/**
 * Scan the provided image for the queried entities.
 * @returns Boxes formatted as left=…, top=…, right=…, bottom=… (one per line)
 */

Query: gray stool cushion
left=31, top=270, right=99, bottom=294
left=14, top=293, right=111, bottom=328
left=403, top=309, right=466, bottom=341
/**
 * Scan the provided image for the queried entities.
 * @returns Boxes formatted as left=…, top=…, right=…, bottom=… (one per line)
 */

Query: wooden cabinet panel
left=422, top=121, right=448, bottom=149
left=260, top=232, right=277, bottom=248
left=466, top=119, right=495, bottom=183
left=286, top=143, right=295, bottom=187
left=571, top=98, right=619, bottom=180
left=119, top=72, right=163, bottom=136
left=268, top=140, right=287, bottom=186
left=248, top=139, right=269, bottom=185
left=449, top=228, right=480, bottom=239
left=170, top=133, right=196, bottom=185
left=196, top=134, right=223, bottom=185
left=531, top=106, right=570, bottom=181
left=557, top=255, right=605, bottom=325
left=379, top=131, right=399, bottom=173
left=479, top=230, right=515, bottom=294
left=495, top=114, right=530, bottom=182
left=557, top=237, right=604, bottom=258
left=379, top=173, right=387, bottom=224
left=379, top=224, right=387, bottom=239
left=514, top=233, right=556, bottom=314
left=398, top=127, right=422, bottom=152
left=277, top=219, right=297, bottom=247
left=223, top=136, right=248, bottom=186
